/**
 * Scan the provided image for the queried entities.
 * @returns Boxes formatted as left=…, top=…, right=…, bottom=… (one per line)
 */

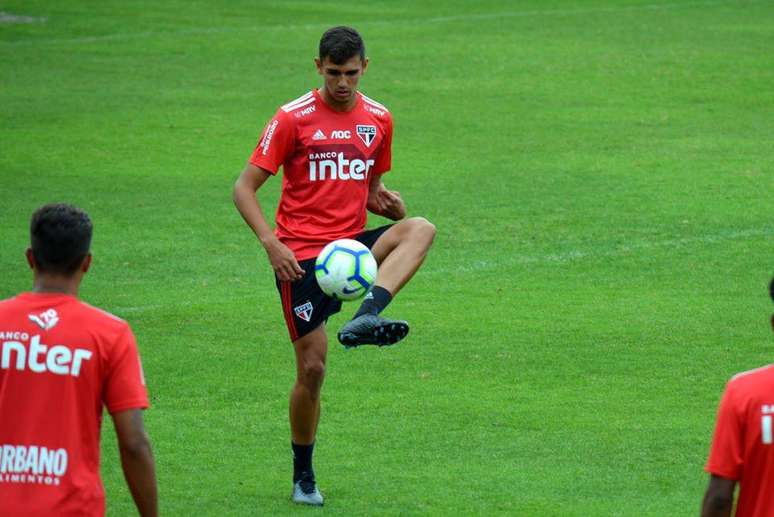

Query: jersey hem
left=107, top=400, right=150, bottom=414
left=704, top=464, right=740, bottom=480
left=249, top=157, right=279, bottom=175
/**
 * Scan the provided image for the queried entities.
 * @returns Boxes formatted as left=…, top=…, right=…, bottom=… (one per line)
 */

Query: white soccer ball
left=314, top=239, right=377, bottom=301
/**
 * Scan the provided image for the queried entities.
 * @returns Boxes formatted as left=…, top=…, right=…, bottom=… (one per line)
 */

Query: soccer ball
left=315, top=239, right=377, bottom=301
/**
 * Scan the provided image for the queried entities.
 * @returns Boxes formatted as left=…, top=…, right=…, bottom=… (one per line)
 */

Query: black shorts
left=275, top=225, right=393, bottom=342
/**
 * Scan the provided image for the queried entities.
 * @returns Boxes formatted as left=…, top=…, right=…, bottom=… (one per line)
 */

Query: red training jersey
left=706, top=364, right=774, bottom=516
left=250, top=89, right=393, bottom=261
left=0, top=292, right=149, bottom=517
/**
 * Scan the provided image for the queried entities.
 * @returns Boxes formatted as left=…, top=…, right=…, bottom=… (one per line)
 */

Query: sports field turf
left=2, top=0, right=774, bottom=514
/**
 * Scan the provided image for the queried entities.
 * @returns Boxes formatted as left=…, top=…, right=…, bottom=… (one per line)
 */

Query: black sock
left=292, top=442, right=314, bottom=482
left=353, top=285, right=393, bottom=319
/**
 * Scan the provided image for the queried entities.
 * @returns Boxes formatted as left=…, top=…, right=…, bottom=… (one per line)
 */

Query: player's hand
left=368, top=184, right=406, bottom=220
left=262, top=237, right=304, bottom=282
left=375, top=189, right=406, bottom=221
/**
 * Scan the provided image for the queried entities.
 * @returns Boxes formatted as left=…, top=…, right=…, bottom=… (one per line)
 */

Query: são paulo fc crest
left=28, top=308, right=59, bottom=330
left=294, top=301, right=314, bottom=322
left=356, top=125, right=377, bottom=147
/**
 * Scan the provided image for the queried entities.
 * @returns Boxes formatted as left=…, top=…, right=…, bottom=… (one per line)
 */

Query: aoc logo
left=331, top=130, right=351, bottom=139
left=307, top=152, right=374, bottom=182
left=0, top=444, right=68, bottom=486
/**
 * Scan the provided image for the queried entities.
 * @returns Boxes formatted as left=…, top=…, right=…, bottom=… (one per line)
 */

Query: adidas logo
left=312, top=129, right=327, bottom=141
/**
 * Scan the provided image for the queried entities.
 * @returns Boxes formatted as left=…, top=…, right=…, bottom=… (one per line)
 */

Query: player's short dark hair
left=319, top=26, right=365, bottom=64
left=770, top=276, right=774, bottom=303
left=30, top=203, right=93, bottom=275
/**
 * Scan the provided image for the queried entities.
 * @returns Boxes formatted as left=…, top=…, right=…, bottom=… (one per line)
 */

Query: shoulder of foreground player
left=359, top=92, right=391, bottom=119
left=728, top=364, right=774, bottom=391
left=278, top=90, right=318, bottom=117
left=76, top=300, right=131, bottom=333
left=0, top=295, right=18, bottom=309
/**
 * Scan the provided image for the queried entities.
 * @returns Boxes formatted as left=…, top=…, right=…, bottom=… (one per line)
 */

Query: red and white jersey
left=0, top=292, right=149, bottom=517
left=250, top=89, right=393, bottom=261
left=706, top=364, right=774, bottom=517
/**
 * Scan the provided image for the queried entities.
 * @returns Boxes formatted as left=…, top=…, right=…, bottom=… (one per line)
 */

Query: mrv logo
left=308, top=151, right=374, bottom=182
left=0, top=444, right=68, bottom=486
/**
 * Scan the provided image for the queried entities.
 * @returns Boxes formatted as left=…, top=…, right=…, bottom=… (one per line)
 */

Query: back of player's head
left=30, top=203, right=93, bottom=275
left=319, top=26, right=365, bottom=64
left=770, top=276, right=774, bottom=304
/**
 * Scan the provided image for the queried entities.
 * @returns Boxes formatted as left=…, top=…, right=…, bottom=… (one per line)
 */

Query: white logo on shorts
left=294, top=301, right=313, bottom=322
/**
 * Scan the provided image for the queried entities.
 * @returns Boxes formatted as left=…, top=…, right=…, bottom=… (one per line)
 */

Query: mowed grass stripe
left=0, top=0, right=760, bottom=47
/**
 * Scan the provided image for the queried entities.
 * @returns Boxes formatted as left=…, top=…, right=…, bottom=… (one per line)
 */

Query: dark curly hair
left=30, top=203, right=92, bottom=274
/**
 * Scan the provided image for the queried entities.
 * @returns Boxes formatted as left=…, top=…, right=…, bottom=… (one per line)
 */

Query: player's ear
left=315, top=57, right=323, bottom=75
left=361, top=57, right=369, bottom=74
left=25, top=248, right=35, bottom=270
left=81, top=253, right=92, bottom=273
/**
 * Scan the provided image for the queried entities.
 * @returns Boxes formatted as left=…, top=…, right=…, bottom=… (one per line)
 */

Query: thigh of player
left=275, top=258, right=343, bottom=342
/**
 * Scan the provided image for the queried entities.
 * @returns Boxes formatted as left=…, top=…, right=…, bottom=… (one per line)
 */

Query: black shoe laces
left=299, top=477, right=316, bottom=494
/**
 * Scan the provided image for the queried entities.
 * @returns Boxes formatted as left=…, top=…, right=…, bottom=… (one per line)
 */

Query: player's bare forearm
left=112, top=410, right=158, bottom=517
left=120, top=440, right=157, bottom=517
left=700, top=475, right=735, bottom=517
left=233, top=164, right=276, bottom=244
left=233, top=164, right=304, bottom=280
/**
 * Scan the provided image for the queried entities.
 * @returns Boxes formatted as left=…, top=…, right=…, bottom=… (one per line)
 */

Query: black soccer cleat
left=337, top=313, right=410, bottom=348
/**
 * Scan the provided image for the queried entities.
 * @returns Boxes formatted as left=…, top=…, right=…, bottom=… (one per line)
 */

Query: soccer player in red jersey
left=0, top=204, right=158, bottom=516
left=233, top=26, right=436, bottom=505
left=701, top=278, right=774, bottom=516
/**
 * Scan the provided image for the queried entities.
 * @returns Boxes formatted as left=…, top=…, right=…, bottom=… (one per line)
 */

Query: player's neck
left=318, top=88, right=358, bottom=112
left=32, top=274, right=81, bottom=296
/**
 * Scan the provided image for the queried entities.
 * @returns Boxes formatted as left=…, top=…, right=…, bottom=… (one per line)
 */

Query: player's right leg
left=290, top=325, right=327, bottom=506
left=276, top=257, right=343, bottom=506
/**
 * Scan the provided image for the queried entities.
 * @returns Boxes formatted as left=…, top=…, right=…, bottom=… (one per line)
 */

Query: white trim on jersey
left=281, top=97, right=315, bottom=113
left=731, top=364, right=774, bottom=381
left=360, top=93, right=389, bottom=112
left=281, top=92, right=314, bottom=112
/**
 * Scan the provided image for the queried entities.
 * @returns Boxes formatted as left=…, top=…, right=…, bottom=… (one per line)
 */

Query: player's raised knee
left=408, top=216, right=436, bottom=245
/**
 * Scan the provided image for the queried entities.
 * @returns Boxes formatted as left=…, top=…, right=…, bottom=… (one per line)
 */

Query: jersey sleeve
left=249, top=108, right=295, bottom=174
left=103, top=325, right=150, bottom=414
left=705, top=381, right=744, bottom=480
left=371, top=113, right=393, bottom=175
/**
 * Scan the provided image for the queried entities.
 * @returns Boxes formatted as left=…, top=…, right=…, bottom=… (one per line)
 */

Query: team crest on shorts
left=28, top=308, right=59, bottom=330
left=356, top=125, right=377, bottom=147
left=294, top=301, right=314, bottom=322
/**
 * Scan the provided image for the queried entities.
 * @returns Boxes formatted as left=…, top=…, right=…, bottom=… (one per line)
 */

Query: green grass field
left=2, top=0, right=774, bottom=514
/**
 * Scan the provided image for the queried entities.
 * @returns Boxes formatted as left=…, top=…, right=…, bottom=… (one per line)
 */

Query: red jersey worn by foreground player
left=0, top=204, right=157, bottom=517
left=702, top=278, right=774, bottom=517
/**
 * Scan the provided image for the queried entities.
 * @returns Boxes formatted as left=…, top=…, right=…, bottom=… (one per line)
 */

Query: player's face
left=316, top=55, right=368, bottom=107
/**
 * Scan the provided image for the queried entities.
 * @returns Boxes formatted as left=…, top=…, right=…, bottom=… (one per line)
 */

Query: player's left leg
left=290, top=324, right=327, bottom=506
left=338, top=216, right=435, bottom=347
left=276, top=257, right=342, bottom=506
